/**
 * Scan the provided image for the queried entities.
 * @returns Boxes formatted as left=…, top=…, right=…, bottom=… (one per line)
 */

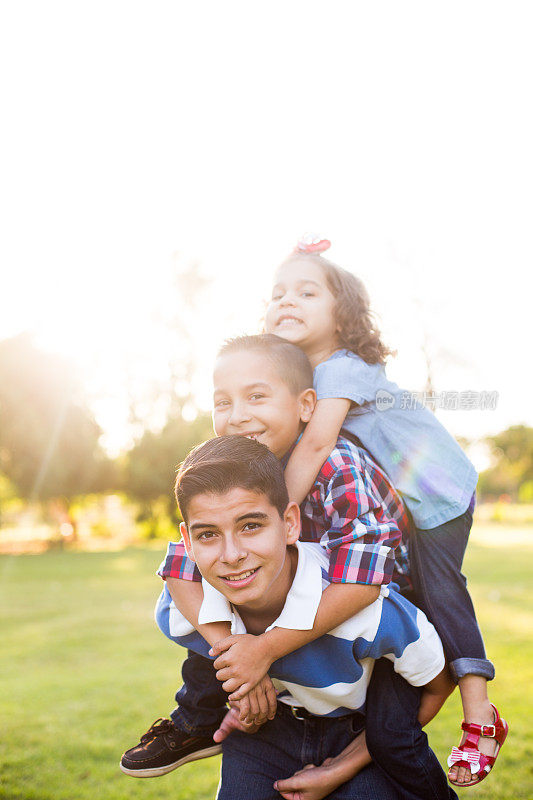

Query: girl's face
left=264, top=257, right=339, bottom=358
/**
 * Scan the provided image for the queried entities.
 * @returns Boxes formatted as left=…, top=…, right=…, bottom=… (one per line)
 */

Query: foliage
left=489, top=425, right=533, bottom=478
left=125, top=259, right=211, bottom=434
left=120, top=260, right=214, bottom=521
left=475, top=501, right=533, bottom=526
left=0, top=473, right=20, bottom=524
left=518, top=480, right=533, bottom=503
left=477, top=425, right=533, bottom=501
left=0, top=333, right=116, bottom=502
left=122, top=410, right=213, bottom=515
left=0, top=531, right=531, bottom=800
left=135, top=498, right=180, bottom=540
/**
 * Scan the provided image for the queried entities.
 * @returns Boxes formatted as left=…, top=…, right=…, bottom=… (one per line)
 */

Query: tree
left=123, top=411, right=213, bottom=505
left=489, top=425, right=533, bottom=481
left=122, top=411, right=213, bottom=533
left=0, top=333, right=113, bottom=504
left=477, top=425, right=533, bottom=500
left=120, top=257, right=215, bottom=533
left=126, top=257, right=211, bottom=430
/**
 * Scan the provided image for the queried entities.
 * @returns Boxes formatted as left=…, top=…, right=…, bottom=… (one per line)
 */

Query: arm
left=159, top=540, right=232, bottom=647
left=284, top=398, right=351, bottom=505
left=162, top=540, right=277, bottom=723
left=168, top=576, right=278, bottom=725
left=418, top=668, right=455, bottom=727
left=275, top=731, right=371, bottom=800
left=166, top=577, right=231, bottom=648
left=212, top=582, right=379, bottom=697
left=321, top=462, right=403, bottom=586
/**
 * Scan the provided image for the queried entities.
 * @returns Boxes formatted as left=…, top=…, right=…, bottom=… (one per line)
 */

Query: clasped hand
left=210, top=633, right=276, bottom=725
left=274, top=759, right=343, bottom=800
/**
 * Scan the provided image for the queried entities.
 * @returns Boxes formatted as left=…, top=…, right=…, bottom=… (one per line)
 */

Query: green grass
left=1, top=531, right=532, bottom=799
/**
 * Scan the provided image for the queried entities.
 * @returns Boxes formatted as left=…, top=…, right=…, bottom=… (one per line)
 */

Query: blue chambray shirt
left=314, top=350, right=477, bottom=530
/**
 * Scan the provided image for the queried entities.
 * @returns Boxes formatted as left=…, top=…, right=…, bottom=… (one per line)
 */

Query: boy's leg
left=171, top=650, right=229, bottom=734
left=329, top=763, right=401, bottom=800
left=365, top=659, right=458, bottom=800
left=120, top=651, right=228, bottom=778
left=154, top=584, right=229, bottom=732
left=217, top=713, right=302, bottom=800
left=218, top=707, right=401, bottom=800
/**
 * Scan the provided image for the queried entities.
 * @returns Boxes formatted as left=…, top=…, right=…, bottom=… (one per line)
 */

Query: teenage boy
left=159, top=434, right=450, bottom=799
left=121, top=335, right=455, bottom=800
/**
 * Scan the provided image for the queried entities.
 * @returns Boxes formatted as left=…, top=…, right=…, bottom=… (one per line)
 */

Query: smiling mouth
left=241, top=432, right=265, bottom=441
left=220, top=567, right=260, bottom=587
left=277, top=316, right=303, bottom=327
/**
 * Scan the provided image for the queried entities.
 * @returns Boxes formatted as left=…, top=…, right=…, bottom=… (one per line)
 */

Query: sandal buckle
left=481, top=724, right=496, bottom=737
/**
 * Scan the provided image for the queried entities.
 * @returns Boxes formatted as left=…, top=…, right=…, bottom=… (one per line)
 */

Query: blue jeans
left=366, top=659, right=458, bottom=800
left=408, top=501, right=494, bottom=682
left=218, top=703, right=400, bottom=800
left=365, top=503, right=491, bottom=800
left=170, top=650, right=228, bottom=735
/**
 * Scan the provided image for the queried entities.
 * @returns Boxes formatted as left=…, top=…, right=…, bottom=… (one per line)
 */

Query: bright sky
left=1, top=2, right=532, bottom=459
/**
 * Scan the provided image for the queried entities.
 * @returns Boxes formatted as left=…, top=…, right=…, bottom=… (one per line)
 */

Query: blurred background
left=1, top=0, right=532, bottom=553
left=1, top=3, right=532, bottom=799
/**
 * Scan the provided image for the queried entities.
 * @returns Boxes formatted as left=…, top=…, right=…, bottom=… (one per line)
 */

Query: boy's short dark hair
left=175, top=435, right=290, bottom=525
left=218, top=334, right=313, bottom=395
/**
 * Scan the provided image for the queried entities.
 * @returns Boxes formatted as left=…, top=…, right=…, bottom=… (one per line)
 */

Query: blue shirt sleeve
left=314, top=352, right=380, bottom=405
left=355, top=589, right=445, bottom=687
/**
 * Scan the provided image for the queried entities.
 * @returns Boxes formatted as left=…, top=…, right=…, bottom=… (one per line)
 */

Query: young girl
left=264, top=235, right=508, bottom=789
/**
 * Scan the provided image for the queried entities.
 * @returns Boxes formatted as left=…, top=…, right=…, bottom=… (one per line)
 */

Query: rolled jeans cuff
left=449, top=657, right=495, bottom=683
left=170, top=706, right=226, bottom=736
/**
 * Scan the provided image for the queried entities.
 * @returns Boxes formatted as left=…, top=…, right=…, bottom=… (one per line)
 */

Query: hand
left=274, top=760, right=342, bottom=800
left=235, top=675, right=277, bottom=726
left=212, top=706, right=262, bottom=743
left=210, top=633, right=273, bottom=697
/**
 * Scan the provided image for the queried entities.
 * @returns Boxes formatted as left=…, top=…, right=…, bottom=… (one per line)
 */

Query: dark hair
left=218, top=334, right=313, bottom=393
left=175, top=435, right=289, bottom=525
left=280, top=254, right=393, bottom=365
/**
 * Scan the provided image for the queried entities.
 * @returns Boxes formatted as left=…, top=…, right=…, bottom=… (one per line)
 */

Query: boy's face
left=180, top=488, right=300, bottom=613
left=212, top=350, right=315, bottom=459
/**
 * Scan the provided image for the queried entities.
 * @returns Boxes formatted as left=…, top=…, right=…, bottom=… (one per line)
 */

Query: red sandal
left=447, top=703, right=508, bottom=787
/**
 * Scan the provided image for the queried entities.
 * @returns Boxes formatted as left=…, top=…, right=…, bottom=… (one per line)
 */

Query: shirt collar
left=323, top=348, right=349, bottom=363
left=197, top=541, right=324, bottom=634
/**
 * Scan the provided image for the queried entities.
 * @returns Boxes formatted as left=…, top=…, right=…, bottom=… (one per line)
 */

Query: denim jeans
left=170, top=651, right=228, bottom=735
left=365, top=503, right=492, bottom=800
left=218, top=703, right=400, bottom=800
left=366, top=659, right=458, bottom=800
left=408, top=502, right=494, bottom=682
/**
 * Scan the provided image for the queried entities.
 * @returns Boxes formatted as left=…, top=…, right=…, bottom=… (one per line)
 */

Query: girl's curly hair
left=282, top=253, right=394, bottom=365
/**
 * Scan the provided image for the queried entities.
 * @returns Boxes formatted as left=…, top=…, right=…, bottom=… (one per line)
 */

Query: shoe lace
left=140, top=718, right=175, bottom=744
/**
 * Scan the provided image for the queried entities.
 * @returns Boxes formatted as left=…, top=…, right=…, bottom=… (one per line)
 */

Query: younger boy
left=156, top=434, right=449, bottom=799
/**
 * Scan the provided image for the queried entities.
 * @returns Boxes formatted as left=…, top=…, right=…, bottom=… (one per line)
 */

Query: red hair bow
left=293, top=234, right=331, bottom=255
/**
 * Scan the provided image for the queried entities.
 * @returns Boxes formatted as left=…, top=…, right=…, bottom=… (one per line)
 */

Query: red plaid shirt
left=158, top=435, right=411, bottom=586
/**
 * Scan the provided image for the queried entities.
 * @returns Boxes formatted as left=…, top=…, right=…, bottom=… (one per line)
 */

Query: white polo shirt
left=159, top=541, right=444, bottom=717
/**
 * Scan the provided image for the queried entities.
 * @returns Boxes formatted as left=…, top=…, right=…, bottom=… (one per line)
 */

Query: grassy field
left=1, top=524, right=532, bottom=800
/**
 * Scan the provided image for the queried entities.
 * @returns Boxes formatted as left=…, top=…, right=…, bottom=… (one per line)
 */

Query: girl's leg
left=408, top=505, right=498, bottom=785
